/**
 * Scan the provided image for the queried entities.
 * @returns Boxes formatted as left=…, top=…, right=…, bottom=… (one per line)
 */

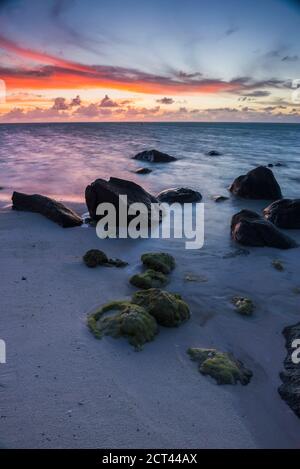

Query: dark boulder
left=263, top=199, right=300, bottom=229
left=207, top=150, right=222, bottom=156
left=231, top=209, right=297, bottom=249
left=156, top=187, right=202, bottom=203
left=278, top=322, right=300, bottom=418
left=135, top=167, right=152, bottom=174
left=85, top=177, right=158, bottom=222
left=229, top=166, right=282, bottom=200
left=12, top=192, right=83, bottom=228
left=133, top=149, right=177, bottom=163
left=212, top=195, right=229, bottom=203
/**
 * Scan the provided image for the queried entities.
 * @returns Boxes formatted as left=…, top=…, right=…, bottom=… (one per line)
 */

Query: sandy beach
left=1, top=196, right=300, bottom=448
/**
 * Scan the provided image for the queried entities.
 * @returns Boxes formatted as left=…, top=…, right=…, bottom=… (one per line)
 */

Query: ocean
left=0, top=122, right=299, bottom=209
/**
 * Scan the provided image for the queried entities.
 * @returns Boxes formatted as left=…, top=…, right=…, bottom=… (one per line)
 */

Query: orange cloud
left=0, top=35, right=287, bottom=96
left=0, top=35, right=95, bottom=74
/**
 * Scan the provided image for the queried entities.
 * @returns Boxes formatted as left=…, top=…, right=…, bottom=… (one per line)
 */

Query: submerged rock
left=141, top=252, right=175, bottom=274
left=133, top=149, right=177, bottom=163
left=263, top=199, right=300, bottom=229
left=232, top=296, right=254, bottom=316
left=212, top=195, right=229, bottom=203
left=85, top=177, right=158, bottom=222
left=132, top=288, right=190, bottom=327
left=83, top=249, right=127, bottom=268
left=278, top=322, right=300, bottom=418
left=156, top=187, right=202, bottom=203
left=134, top=167, right=152, bottom=174
left=88, top=300, right=158, bottom=350
left=223, top=248, right=250, bottom=259
left=207, top=150, right=222, bottom=156
left=231, top=209, right=297, bottom=249
left=229, top=166, right=282, bottom=200
left=187, top=348, right=252, bottom=385
left=130, top=269, right=168, bottom=289
left=12, top=191, right=83, bottom=228
left=272, top=259, right=284, bottom=271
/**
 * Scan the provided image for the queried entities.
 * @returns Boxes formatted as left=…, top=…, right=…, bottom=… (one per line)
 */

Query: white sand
left=0, top=205, right=300, bottom=448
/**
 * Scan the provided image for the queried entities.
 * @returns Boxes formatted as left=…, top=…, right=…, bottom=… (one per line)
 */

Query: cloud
left=99, top=94, right=119, bottom=107
left=70, top=95, right=81, bottom=106
left=225, top=26, right=239, bottom=36
left=156, top=97, right=174, bottom=104
left=282, top=55, right=299, bottom=62
left=52, top=96, right=69, bottom=110
left=243, top=90, right=271, bottom=97
left=0, top=34, right=292, bottom=96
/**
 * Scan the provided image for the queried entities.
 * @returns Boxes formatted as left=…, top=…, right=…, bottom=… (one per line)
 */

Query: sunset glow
left=0, top=0, right=300, bottom=122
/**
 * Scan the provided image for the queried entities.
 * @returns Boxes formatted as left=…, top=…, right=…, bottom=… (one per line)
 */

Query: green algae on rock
left=130, top=269, right=168, bottom=289
left=141, top=252, right=175, bottom=274
left=187, top=348, right=252, bottom=385
left=132, top=288, right=190, bottom=327
left=87, top=300, right=158, bottom=350
left=272, top=259, right=284, bottom=271
left=231, top=296, right=254, bottom=316
left=83, top=249, right=108, bottom=267
left=83, top=249, right=128, bottom=268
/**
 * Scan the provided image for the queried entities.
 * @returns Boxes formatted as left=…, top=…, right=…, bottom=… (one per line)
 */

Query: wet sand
left=0, top=202, right=300, bottom=448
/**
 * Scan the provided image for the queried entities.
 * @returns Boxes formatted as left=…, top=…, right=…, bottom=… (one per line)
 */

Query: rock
left=133, top=149, right=177, bottom=163
left=278, top=322, right=300, bottom=418
left=275, top=162, right=285, bottom=167
left=231, top=296, right=254, bottom=316
left=187, top=348, right=252, bottom=385
left=267, top=163, right=274, bottom=168
left=85, top=177, right=158, bottom=222
left=134, top=167, right=152, bottom=174
left=83, top=249, right=108, bottom=267
left=132, top=288, right=190, bottom=327
left=229, top=166, right=282, bottom=200
left=212, top=195, right=229, bottom=203
left=88, top=300, right=158, bottom=350
left=83, top=249, right=127, bottom=268
left=141, top=252, right=175, bottom=274
left=207, top=150, right=222, bottom=156
left=263, top=199, right=300, bottom=229
left=156, top=187, right=202, bottom=203
left=231, top=209, right=297, bottom=249
left=12, top=191, right=83, bottom=228
left=223, top=248, right=250, bottom=259
left=130, top=269, right=168, bottom=289
left=184, top=273, right=208, bottom=283
left=107, top=258, right=128, bottom=268
left=272, top=259, right=284, bottom=271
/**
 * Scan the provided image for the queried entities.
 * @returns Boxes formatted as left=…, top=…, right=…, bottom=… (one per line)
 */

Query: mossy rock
left=88, top=300, right=158, bottom=350
left=130, top=269, right=168, bottom=289
left=187, top=348, right=252, bottom=385
left=141, top=252, right=175, bottom=274
left=272, top=260, right=284, bottom=271
left=231, top=296, right=254, bottom=316
left=132, top=288, right=190, bottom=327
left=83, top=249, right=108, bottom=268
left=83, top=249, right=128, bottom=268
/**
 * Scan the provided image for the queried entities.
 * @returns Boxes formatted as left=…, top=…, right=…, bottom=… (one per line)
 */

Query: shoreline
left=0, top=206, right=300, bottom=448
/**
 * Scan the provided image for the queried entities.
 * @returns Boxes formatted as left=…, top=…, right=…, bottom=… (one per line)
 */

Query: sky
left=0, top=0, right=300, bottom=122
